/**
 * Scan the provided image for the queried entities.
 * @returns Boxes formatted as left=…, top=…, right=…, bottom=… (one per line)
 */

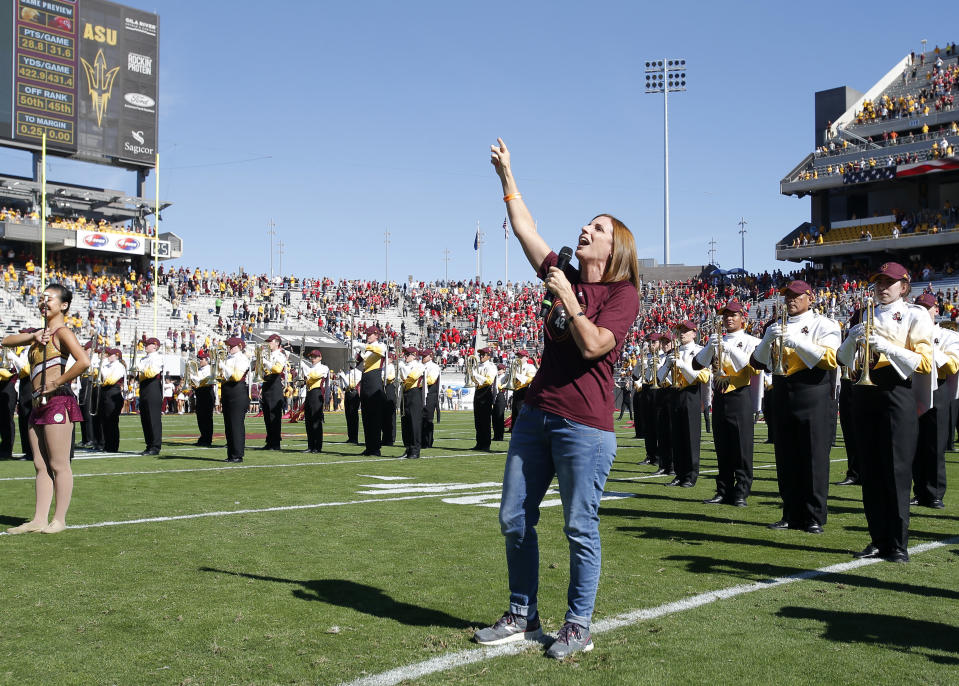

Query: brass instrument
left=713, top=316, right=725, bottom=377
left=128, top=326, right=140, bottom=383
left=251, top=343, right=269, bottom=383
left=89, top=340, right=105, bottom=417
left=770, top=299, right=788, bottom=376
left=855, top=298, right=876, bottom=386
left=185, top=357, right=200, bottom=389
left=464, top=353, right=480, bottom=388
left=506, top=356, right=524, bottom=390
left=211, top=344, right=227, bottom=381
left=650, top=343, right=660, bottom=389
left=637, top=344, right=647, bottom=390
left=671, top=333, right=682, bottom=387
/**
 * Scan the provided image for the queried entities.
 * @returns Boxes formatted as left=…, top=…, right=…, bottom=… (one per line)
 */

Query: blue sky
left=0, top=0, right=951, bottom=282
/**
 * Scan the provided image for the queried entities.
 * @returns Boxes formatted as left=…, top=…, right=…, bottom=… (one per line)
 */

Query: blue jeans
left=499, top=405, right=617, bottom=628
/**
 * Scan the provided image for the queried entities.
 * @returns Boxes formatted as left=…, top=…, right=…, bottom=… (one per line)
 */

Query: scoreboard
left=0, top=0, right=158, bottom=168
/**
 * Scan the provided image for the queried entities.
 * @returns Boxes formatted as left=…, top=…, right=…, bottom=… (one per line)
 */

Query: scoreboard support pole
left=153, top=154, right=160, bottom=337
left=40, top=134, right=46, bottom=293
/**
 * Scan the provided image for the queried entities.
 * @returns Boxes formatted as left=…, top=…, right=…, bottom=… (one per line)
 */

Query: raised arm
left=491, top=138, right=551, bottom=271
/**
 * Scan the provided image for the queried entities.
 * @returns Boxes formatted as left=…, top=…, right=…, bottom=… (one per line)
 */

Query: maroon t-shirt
left=525, top=251, right=640, bottom=431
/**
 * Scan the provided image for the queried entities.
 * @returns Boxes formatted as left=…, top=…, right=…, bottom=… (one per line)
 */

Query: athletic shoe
left=473, top=612, right=542, bottom=645
left=545, top=621, right=593, bottom=659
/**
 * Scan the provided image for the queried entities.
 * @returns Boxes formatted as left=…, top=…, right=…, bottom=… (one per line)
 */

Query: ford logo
left=117, top=237, right=140, bottom=251
left=83, top=234, right=108, bottom=247
left=124, top=93, right=155, bottom=108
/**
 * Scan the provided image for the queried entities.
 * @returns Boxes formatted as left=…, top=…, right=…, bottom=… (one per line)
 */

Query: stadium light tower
left=267, top=219, right=277, bottom=281
left=645, top=58, right=687, bottom=265
left=738, top=217, right=748, bottom=271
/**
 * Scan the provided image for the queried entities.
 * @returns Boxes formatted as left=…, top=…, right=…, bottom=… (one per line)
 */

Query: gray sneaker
left=545, top=621, right=593, bottom=659
left=473, top=612, right=543, bottom=645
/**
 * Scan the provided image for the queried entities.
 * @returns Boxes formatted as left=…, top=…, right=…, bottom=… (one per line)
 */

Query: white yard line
left=339, top=536, right=959, bottom=686
left=0, top=451, right=499, bottom=482
left=0, top=489, right=502, bottom=534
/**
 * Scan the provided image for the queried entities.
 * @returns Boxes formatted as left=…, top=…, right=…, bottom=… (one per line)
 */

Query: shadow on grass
left=663, top=554, right=959, bottom=600
left=156, top=454, right=228, bottom=463
left=599, top=505, right=771, bottom=528
left=776, top=607, right=959, bottom=664
left=0, top=515, right=26, bottom=526
left=621, top=525, right=850, bottom=554
left=199, top=567, right=473, bottom=628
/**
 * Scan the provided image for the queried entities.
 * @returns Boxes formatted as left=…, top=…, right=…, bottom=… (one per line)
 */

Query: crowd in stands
left=0, top=206, right=154, bottom=237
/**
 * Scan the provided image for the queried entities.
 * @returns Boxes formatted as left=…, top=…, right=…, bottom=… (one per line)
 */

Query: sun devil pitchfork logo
left=80, top=49, right=120, bottom=127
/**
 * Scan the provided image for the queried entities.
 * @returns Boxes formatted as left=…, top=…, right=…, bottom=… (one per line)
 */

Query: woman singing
left=3, top=284, right=89, bottom=534
left=473, top=139, right=640, bottom=659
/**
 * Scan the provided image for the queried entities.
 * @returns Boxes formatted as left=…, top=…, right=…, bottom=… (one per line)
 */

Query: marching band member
left=836, top=317, right=861, bottom=486
left=399, top=346, right=424, bottom=459
left=98, top=348, right=127, bottom=452
left=421, top=348, right=441, bottom=448
left=358, top=327, right=387, bottom=456
left=76, top=339, right=95, bottom=449
left=510, top=350, right=536, bottom=427
left=617, top=366, right=633, bottom=422
left=694, top=301, right=761, bottom=506
left=754, top=280, right=840, bottom=534
left=257, top=334, right=288, bottom=450
left=190, top=350, right=216, bottom=447
left=382, top=351, right=398, bottom=447
left=135, top=337, right=164, bottom=456
left=642, top=333, right=670, bottom=471
left=911, top=292, right=957, bottom=510
left=220, top=337, right=251, bottom=463
left=340, top=362, right=362, bottom=443
left=653, top=334, right=677, bottom=476
left=492, top=363, right=508, bottom=442
left=659, top=321, right=710, bottom=487
left=301, top=349, right=329, bottom=453
left=837, top=263, right=932, bottom=561
left=471, top=347, right=497, bottom=451
left=14, top=331, right=34, bottom=461
left=0, top=344, right=19, bottom=458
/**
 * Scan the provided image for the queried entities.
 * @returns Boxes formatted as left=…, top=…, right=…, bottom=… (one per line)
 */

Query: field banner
left=77, top=228, right=146, bottom=254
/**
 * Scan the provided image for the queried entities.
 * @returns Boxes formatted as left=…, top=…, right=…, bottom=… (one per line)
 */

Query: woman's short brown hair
left=595, top=214, right=640, bottom=291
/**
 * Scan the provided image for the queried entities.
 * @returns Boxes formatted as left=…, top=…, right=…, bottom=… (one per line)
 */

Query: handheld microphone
left=539, top=246, right=574, bottom=319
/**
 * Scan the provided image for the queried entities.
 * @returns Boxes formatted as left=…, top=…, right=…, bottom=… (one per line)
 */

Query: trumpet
left=855, top=298, right=876, bottom=386
left=671, top=333, right=682, bottom=387
left=770, top=298, right=789, bottom=376
left=712, top=315, right=725, bottom=377
left=649, top=343, right=660, bottom=389
left=89, top=342, right=105, bottom=417
left=464, top=353, right=479, bottom=388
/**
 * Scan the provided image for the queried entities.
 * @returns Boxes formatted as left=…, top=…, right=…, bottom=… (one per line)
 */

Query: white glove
left=764, top=323, right=783, bottom=340
left=868, top=334, right=891, bottom=355
left=783, top=334, right=803, bottom=350
left=846, top=322, right=866, bottom=341
left=707, top=333, right=721, bottom=351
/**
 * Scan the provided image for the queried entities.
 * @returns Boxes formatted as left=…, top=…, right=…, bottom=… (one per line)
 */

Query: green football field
left=0, top=410, right=955, bottom=685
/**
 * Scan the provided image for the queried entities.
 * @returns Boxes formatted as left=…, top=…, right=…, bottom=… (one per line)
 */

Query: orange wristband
left=503, top=193, right=522, bottom=203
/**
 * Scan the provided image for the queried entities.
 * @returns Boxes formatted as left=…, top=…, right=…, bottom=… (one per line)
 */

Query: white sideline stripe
left=0, top=490, right=501, bottom=534
left=339, top=536, right=959, bottom=686
left=0, top=452, right=496, bottom=483
left=0, top=454, right=845, bottom=485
